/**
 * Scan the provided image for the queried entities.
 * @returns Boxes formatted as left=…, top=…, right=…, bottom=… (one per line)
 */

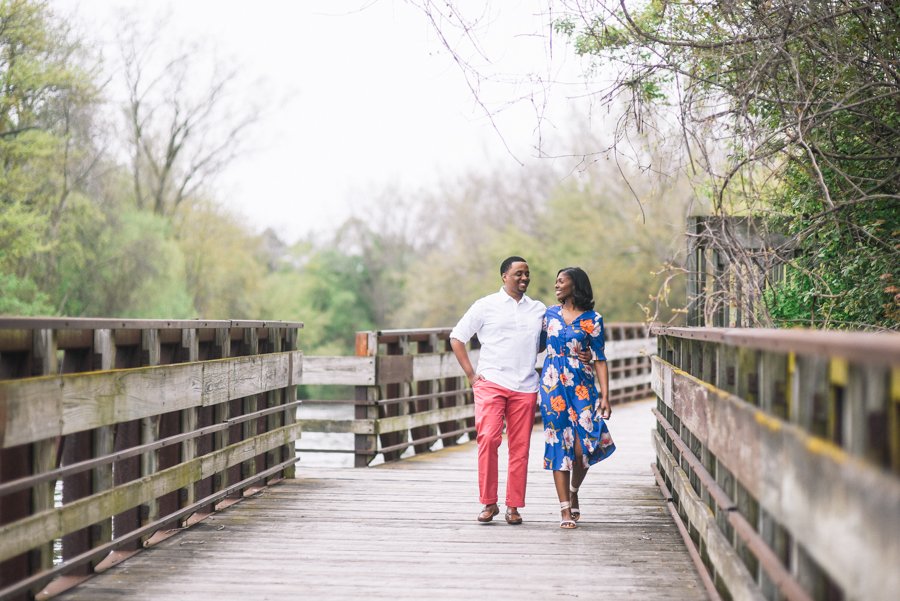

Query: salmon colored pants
left=473, top=380, right=536, bottom=508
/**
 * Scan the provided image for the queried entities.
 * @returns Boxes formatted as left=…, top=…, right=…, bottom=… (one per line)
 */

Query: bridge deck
left=54, top=399, right=708, bottom=601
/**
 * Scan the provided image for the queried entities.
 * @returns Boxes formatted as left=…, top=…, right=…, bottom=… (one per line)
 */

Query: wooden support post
left=686, top=216, right=702, bottom=327
left=861, top=364, right=888, bottom=467
left=354, top=332, right=378, bottom=467
left=827, top=358, right=847, bottom=446
left=714, top=457, right=735, bottom=546
left=759, top=351, right=789, bottom=419
left=213, top=326, right=232, bottom=499
left=112, top=326, right=141, bottom=550
left=0, top=330, right=40, bottom=598
left=794, top=355, right=828, bottom=437
left=140, top=328, right=161, bottom=530
left=411, top=336, right=436, bottom=455
left=282, top=327, right=299, bottom=479
left=379, top=335, right=410, bottom=462
left=737, top=347, right=759, bottom=406
left=91, top=329, right=116, bottom=560
left=241, top=327, right=260, bottom=482
left=61, top=341, right=99, bottom=576
left=180, top=328, right=199, bottom=510
left=31, top=330, right=59, bottom=579
left=264, top=327, right=283, bottom=475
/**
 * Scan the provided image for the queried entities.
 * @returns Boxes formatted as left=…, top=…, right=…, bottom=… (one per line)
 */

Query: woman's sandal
left=477, top=504, right=500, bottom=523
left=569, top=485, right=581, bottom=522
left=559, top=501, right=577, bottom=529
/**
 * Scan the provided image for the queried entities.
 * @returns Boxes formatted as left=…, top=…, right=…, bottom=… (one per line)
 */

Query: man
left=450, top=256, right=591, bottom=524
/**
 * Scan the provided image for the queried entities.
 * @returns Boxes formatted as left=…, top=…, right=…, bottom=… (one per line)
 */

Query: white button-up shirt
left=450, top=288, right=546, bottom=393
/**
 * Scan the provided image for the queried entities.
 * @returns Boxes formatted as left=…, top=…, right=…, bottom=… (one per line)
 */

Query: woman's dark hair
left=500, top=255, right=527, bottom=276
left=558, top=267, right=594, bottom=311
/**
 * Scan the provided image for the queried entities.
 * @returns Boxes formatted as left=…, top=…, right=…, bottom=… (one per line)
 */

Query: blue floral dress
left=539, top=306, right=615, bottom=471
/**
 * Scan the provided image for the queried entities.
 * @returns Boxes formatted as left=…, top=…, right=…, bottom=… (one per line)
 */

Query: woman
left=539, top=267, right=615, bottom=529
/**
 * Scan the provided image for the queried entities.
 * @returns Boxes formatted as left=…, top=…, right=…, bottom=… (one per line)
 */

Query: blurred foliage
left=172, top=200, right=265, bottom=318
left=56, top=207, right=195, bottom=317
left=397, top=158, right=692, bottom=331
left=263, top=247, right=378, bottom=355
left=554, top=0, right=898, bottom=329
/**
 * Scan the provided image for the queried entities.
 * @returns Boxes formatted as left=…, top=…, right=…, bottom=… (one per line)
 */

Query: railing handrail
left=651, top=324, right=900, bottom=366
left=0, top=317, right=304, bottom=330
left=651, top=326, right=900, bottom=601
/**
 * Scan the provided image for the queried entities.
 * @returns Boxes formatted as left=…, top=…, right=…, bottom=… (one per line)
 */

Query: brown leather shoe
left=476, top=504, right=499, bottom=523
left=505, top=508, right=523, bottom=525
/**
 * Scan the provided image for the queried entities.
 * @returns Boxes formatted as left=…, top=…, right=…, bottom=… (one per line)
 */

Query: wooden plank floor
left=55, top=399, right=708, bottom=600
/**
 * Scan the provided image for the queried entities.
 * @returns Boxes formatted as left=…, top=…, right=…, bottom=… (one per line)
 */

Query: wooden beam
left=0, top=352, right=301, bottom=448
left=299, top=356, right=375, bottom=386
left=0, top=423, right=303, bottom=564
left=376, top=404, right=475, bottom=435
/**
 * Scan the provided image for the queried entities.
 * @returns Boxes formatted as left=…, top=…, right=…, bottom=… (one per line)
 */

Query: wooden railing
left=650, top=326, right=900, bottom=601
left=0, top=318, right=303, bottom=601
left=298, top=323, right=655, bottom=467
left=0, top=318, right=655, bottom=600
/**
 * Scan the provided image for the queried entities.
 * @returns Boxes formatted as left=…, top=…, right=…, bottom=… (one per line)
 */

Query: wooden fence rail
left=0, top=319, right=655, bottom=600
left=298, top=323, right=656, bottom=467
left=650, top=325, right=900, bottom=601
left=0, top=318, right=303, bottom=601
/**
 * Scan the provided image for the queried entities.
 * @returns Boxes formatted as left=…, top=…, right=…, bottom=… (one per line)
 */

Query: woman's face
left=555, top=271, right=574, bottom=303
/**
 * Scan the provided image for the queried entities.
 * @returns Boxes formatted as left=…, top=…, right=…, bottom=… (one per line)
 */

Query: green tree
left=553, top=0, right=899, bottom=329
left=263, top=246, right=376, bottom=355
left=56, top=207, right=194, bottom=317
left=0, top=0, right=101, bottom=314
left=172, top=199, right=265, bottom=318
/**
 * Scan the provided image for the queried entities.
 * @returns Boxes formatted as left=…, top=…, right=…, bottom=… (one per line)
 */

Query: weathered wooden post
left=354, top=332, right=379, bottom=467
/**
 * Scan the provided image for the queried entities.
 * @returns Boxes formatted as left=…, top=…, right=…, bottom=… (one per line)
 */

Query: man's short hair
left=500, top=256, right=528, bottom=276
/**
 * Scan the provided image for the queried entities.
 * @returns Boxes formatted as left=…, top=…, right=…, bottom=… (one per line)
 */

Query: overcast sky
left=52, top=0, right=592, bottom=241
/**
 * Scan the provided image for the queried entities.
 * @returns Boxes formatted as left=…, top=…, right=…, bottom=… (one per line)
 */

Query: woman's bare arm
left=594, top=360, right=610, bottom=419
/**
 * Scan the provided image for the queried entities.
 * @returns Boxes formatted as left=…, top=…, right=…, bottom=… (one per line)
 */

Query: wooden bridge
left=0, top=318, right=898, bottom=601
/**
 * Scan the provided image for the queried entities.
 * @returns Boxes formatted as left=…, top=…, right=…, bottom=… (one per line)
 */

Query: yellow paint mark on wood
left=671, top=365, right=723, bottom=399
left=787, top=352, right=795, bottom=422
left=805, top=436, right=848, bottom=465
left=830, top=358, right=849, bottom=387
left=754, top=411, right=783, bottom=433
left=892, top=368, right=900, bottom=402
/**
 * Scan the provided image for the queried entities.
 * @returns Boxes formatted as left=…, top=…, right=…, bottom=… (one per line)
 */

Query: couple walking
left=449, top=256, right=616, bottom=529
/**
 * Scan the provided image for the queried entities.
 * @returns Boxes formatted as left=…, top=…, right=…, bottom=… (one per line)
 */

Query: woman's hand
left=468, top=373, right=485, bottom=387
left=575, top=345, right=593, bottom=364
left=599, top=400, right=612, bottom=420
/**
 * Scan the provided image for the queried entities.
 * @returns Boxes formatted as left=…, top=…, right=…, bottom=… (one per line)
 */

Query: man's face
left=502, top=261, right=530, bottom=297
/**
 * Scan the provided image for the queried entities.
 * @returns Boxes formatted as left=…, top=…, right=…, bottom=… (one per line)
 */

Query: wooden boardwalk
left=53, top=399, right=708, bottom=601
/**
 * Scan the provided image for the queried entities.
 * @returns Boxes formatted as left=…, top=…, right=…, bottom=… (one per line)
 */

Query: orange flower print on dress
left=579, top=319, right=595, bottom=334
left=550, top=395, right=566, bottom=414
left=575, top=384, right=590, bottom=400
